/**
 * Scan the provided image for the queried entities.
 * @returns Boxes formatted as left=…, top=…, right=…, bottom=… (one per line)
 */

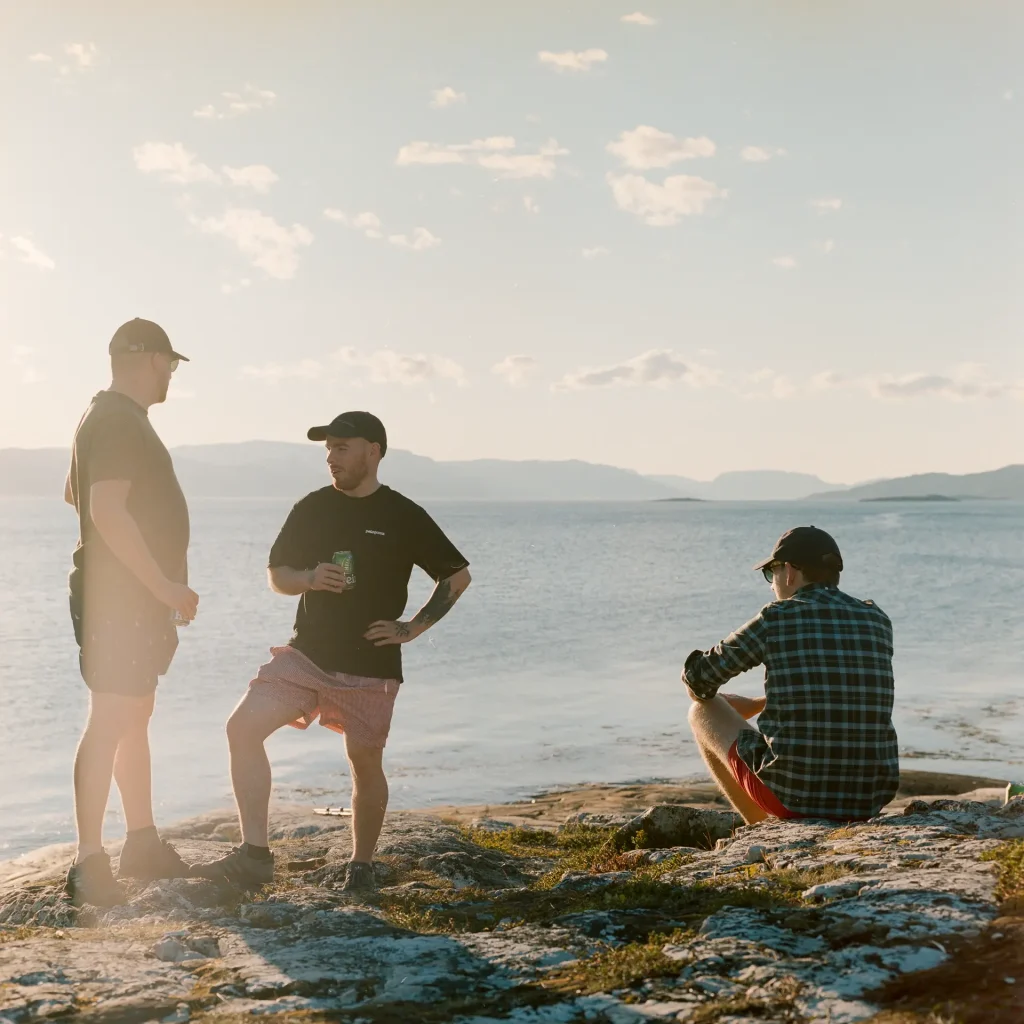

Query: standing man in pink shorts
left=194, top=412, right=471, bottom=893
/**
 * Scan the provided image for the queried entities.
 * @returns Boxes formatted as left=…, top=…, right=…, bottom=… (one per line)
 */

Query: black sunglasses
left=761, top=562, right=782, bottom=584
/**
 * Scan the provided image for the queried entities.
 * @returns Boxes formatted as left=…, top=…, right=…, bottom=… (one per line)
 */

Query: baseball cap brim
left=307, top=421, right=357, bottom=442
left=171, top=351, right=190, bottom=362
left=752, top=555, right=776, bottom=571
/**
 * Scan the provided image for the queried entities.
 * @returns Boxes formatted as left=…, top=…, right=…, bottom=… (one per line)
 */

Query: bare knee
left=85, top=693, right=153, bottom=740
left=347, top=745, right=384, bottom=783
left=226, top=708, right=257, bottom=749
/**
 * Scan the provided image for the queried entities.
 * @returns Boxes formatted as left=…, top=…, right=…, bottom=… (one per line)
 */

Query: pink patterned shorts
left=249, top=646, right=400, bottom=749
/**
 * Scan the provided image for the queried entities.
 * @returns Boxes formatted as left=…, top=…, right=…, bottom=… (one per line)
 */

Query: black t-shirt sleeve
left=408, top=506, right=469, bottom=582
left=87, top=413, right=147, bottom=484
left=268, top=499, right=316, bottom=569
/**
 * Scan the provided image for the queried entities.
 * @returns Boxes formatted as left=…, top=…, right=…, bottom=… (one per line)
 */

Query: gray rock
left=613, top=805, right=742, bottom=851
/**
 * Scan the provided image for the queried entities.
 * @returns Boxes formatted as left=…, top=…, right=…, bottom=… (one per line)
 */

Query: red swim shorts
left=727, top=742, right=801, bottom=819
left=248, top=646, right=399, bottom=749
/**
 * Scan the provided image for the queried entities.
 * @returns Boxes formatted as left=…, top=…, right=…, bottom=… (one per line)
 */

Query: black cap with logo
left=753, top=526, right=844, bottom=572
left=109, top=319, right=189, bottom=362
left=307, top=411, right=388, bottom=456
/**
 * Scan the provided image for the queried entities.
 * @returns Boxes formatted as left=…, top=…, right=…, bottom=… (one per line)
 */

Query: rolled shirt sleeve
left=683, top=605, right=773, bottom=700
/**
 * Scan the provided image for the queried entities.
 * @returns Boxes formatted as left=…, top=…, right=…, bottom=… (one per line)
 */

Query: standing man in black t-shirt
left=64, top=319, right=199, bottom=907
left=194, top=412, right=471, bottom=893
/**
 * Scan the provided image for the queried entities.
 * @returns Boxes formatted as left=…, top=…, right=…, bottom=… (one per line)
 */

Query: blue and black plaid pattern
left=684, top=583, right=899, bottom=820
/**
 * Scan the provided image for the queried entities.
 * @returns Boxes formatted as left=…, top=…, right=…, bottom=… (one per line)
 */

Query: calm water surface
left=1, top=498, right=1022, bottom=857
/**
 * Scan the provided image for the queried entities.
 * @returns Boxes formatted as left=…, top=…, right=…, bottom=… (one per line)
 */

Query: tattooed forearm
left=411, top=569, right=470, bottom=632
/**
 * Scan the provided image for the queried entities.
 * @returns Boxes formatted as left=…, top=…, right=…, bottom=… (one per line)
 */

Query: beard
left=331, top=455, right=370, bottom=491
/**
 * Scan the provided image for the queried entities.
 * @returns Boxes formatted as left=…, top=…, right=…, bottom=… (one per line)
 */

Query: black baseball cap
left=753, top=526, right=844, bottom=572
left=307, top=411, right=388, bottom=455
left=109, top=318, right=189, bottom=362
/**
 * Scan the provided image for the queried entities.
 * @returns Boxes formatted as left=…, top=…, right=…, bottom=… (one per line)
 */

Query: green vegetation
left=544, top=928, right=693, bottom=995
left=981, top=839, right=1024, bottom=908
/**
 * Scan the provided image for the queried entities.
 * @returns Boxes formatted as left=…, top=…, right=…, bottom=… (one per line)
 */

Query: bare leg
left=74, top=692, right=150, bottom=861
left=687, top=695, right=767, bottom=825
left=344, top=740, right=388, bottom=863
left=112, top=694, right=157, bottom=832
left=225, top=689, right=305, bottom=847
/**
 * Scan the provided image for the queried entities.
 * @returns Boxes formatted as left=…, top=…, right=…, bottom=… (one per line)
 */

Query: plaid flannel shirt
left=684, top=583, right=899, bottom=820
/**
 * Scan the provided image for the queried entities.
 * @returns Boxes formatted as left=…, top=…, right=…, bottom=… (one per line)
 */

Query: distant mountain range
left=810, top=464, right=1024, bottom=501
left=0, top=443, right=1020, bottom=502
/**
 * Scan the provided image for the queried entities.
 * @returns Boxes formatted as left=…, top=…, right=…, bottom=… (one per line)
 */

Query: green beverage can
left=331, top=550, right=356, bottom=588
left=1006, top=782, right=1024, bottom=804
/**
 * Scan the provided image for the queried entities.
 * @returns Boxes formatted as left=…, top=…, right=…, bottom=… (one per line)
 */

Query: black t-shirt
left=68, top=391, right=190, bottom=630
left=268, top=485, right=468, bottom=681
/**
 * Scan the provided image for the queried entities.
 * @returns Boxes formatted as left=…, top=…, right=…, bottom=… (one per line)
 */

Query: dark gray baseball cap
left=307, top=411, right=387, bottom=455
left=108, top=318, right=189, bottom=362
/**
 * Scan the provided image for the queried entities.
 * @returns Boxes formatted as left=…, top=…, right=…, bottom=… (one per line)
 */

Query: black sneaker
left=117, top=834, right=192, bottom=882
left=65, top=852, right=126, bottom=908
left=340, top=861, right=376, bottom=895
left=191, top=846, right=275, bottom=889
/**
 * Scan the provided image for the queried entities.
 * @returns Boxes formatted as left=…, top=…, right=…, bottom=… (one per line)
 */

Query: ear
left=785, top=563, right=801, bottom=588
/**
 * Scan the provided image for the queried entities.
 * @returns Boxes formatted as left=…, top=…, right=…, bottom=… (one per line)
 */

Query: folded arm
left=682, top=608, right=772, bottom=701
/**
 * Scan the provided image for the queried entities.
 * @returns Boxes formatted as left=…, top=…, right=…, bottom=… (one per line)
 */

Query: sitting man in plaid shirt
left=683, top=526, right=899, bottom=823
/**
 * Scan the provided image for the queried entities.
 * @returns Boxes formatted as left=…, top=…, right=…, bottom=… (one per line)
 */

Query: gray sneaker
left=340, top=861, right=376, bottom=894
left=191, top=846, right=274, bottom=889
left=65, top=852, right=126, bottom=908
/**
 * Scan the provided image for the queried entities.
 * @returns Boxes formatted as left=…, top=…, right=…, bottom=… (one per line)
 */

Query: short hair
left=110, top=350, right=146, bottom=376
left=793, top=553, right=842, bottom=587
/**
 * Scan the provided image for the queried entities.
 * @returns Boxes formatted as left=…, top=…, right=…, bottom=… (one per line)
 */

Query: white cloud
left=538, top=49, right=608, bottom=73
left=740, top=145, right=787, bottom=162
left=607, top=173, right=727, bottom=226
left=388, top=227, right=441, bottom=251
left=772, top=256, right=797, bottom=270
left=396, top=136, right=568, bottom=180
left=220, top=278, right=252, bottom=295
left=193, top=84, right=276, bottom=120
left=810, top=197, right=843, bottom=213
left=1004, top=89, right=1014, bottom=101
left=808, top=365, right=1022, bottom=402
left=335, top=348, right=467, bottom=387
left=431, top=86, right=466, bottom=108
left=817, top=239, right=835, bottom=255
left=523, top=196, right=540, bottom=214
left=621, top=12, right=657, bottom=25
left=10, top=237, right=56, bottom=270
left=493, top=355, right=538, bottom=386
left=222, top=164, right=279, bottom=194
left=197, top=208, right=313, bottom=280
left=325, top=209, right=439, bottom=250
left=9, top=345, right=46, bottom=384
left=64, top=42, right=98, bottom=68
left=242, top=359, right=321, bottom=380
left=607, top=126, right=716, bottom=169
left=582, top=246, right=610, bottom=259
left=741, top=368, right=796, bottom=399
left=557, top=349, right=719, bottom=390
left=134, top=142, right=220, bottom=185
left=28, top=53, right=52, bottom=62
left=869, top=368, right=1010, bottom=401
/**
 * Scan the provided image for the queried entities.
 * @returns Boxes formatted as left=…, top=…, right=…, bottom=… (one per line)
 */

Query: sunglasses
left=168, top=357, right=180, bottom=372
left=761, top=562, right=782, bottom=584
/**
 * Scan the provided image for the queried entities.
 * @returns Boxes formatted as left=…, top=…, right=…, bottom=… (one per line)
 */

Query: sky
left=1, top=0, right=1021, bottom=483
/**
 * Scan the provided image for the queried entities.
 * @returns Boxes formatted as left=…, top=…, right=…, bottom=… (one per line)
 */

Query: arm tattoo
left=412, top=577, right=461, bottom=630
left=394, top=622, right=411, bottom=638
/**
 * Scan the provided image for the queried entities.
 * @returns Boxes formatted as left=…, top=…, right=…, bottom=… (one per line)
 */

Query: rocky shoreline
left=2, top=771, right=1022, bottom=1023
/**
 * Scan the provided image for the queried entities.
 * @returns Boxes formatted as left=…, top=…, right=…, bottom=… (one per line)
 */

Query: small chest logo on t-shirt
left=365, top=529, right=386, bottom=536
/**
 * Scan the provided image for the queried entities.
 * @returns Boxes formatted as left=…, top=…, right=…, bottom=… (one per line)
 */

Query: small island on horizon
left=653, top=496, right=706, bottom=503
left=861, top=494, right=961, bottom=503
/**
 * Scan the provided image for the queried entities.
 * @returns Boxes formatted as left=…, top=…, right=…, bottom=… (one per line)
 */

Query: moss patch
left=981, top=839, right=1024, bottom=910
left=544, top=928, right=693, bottom=995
